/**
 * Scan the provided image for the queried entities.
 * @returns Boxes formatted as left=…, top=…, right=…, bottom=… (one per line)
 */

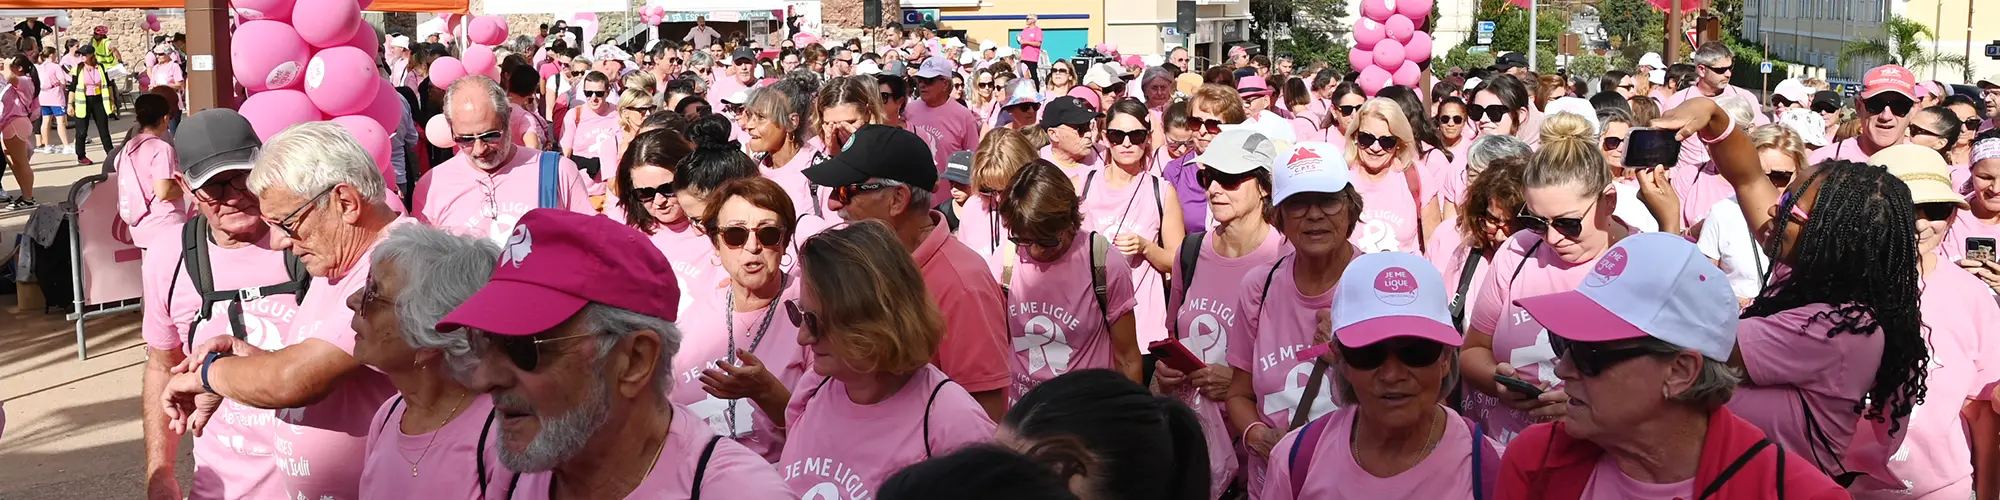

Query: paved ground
left=1, top=124, right=199, bottom=499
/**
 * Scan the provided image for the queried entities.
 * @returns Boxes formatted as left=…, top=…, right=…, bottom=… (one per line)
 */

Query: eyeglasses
left=1549, top=334, right=1657, bottom=377
left=1185, top=117, right=1224, bottom=134
left=714, top=225, right=785, bottom=248
left=1051, top=67, right=1072, bottom=74
left=631, top=181, right=674, bottom=201
left=1917, top=202, right=1957, bottom=222
left=1434, top=114, right=1465, bottom=125
left=189, top=172, right=251, bottom=203
left=639, top=59, right=656, bottom=68
left=1864, top=95, right=1915, bottom=117
left=1339, top=338, right=1447, bottom=370
left=1197, top=167, right=1261, bottom=190
left=453, top=130, right=507, bottom=145
left=1009, top=235, right=1065, bottom=248
left=1812, top=103, right=1841, bottom=114
left=1280, top=192, right=1346, bottom=218
left=1336, top=104, right=1362, bottom=116
left=583, top=89, right=609, bottom=98
left=490, top=332, right=596, bottom=372
left=785, top=300, right=820, bottom=340
left=1355, top=131, right=1399, bottom=151
left=627, top=105, right=657, bottom=114
left=1468, top=104, right=1513, bottom=123
left=1602, top=136, right=1624, bottom=151
left=829, top=181, right=893, bottom=205
left=359, top=281, right=394, bottom=309
left=1704, top=64, right=1733, bottom=75
left=1908, top=125, right=1944, bottom=141
left=1515, top=196, right=1599, bottom=240
left=272, top=186, right=334, bottom=241
left=1106, top=128, right=1149, bottom=146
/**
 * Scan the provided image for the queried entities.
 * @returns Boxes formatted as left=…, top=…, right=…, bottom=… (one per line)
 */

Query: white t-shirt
left=1696, top=196, right=1767, bottom=300
left=1611, top=180, right=1660, bottom=234
left=685, top=26, right=721, bottom=48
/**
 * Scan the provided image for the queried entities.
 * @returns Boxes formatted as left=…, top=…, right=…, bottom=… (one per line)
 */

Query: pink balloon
left=293, top=0, right=361, bottom=48
left=1392, top=61, right=1422, bottom=87
left=331, top=115, right=392, bottom=180
left=1353, top=18, right=1385, bottom=51
left=1386, top=15, right=1415, bottom=44
left=305, top=46, right=381, bottom=116
left=429, top=57, right=466, bottom=87
left=1357, top=66, right=1391, bottom=97
left=145, top=13, right=161, bottom=32
left=425, top=114, right=454, bottom=149
left=357, top=80, right=404, bottom=134
left=344, top=22, right=380, bottom=61
left=231, top=21, right=311, bottom=92
left=468, top=16, right=508, bottom=46
left=241, top=90, right=321, bottom=141
left=355, top=0, right=374, bottom=10
left=1360, top=0, right=1395, bottom=22
left=463, top=45, right=497, bottom=75
left=1405, top=31, right=1433, bottom=64
left=232, top=0, right=294, bottom=21
left=1372, top=39, right=1406, bottom=72
left=1397, top=0, right=1435, bottom=21
left=1349, top=46, right=1373, bottom=71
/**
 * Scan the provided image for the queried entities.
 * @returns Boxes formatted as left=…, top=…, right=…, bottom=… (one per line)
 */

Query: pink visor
left=1512, top=291, right=1650, bottom=345
left=1335, top=315, right=1464, bottom=349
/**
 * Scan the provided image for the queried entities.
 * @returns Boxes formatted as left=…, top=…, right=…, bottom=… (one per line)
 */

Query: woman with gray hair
left=1437, top=133, right=1531, bottom=217
left=351, top=224, right=513, bottom=498
left=1497, top=233, right=1844, bottom=499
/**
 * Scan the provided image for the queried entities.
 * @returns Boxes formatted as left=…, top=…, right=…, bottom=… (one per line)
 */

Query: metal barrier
left=63, top=173, right=143, bottom=360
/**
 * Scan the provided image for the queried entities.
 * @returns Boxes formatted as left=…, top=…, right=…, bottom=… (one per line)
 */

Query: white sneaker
left=60, top=144, right=72, bottom=154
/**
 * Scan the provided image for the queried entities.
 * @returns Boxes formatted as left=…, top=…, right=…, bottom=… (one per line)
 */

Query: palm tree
left=1837, top=14, right=1971, bottom=81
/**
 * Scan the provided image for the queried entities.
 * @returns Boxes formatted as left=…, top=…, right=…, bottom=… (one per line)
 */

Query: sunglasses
left=1280, top=192, right=1346, bottom=218
left=1515, top=196, right=1599, bottom=239
left=453, top=130, right=507, bottom=145
left=640, top=60, right=656, bottom=68
left=1777, top=189, right=1811, bottom=224
left=1704, top=64, right=1733, bottom=75
left=785, top=300, right=820, bottom=339
left=829, top=181, right=892, bottom=205
left=1771, top=96, right=1796, bottom=108
left=1864, top=96, right=1915, bottom=117
left=1434, top=114, right=1466, bottom=125
left=631, top=181, right=674, bottom=201
left=1355, top=131, right=1398, bottom=151
left=1197, top=167, right=1261, bottom=190
left=1908, top=125, right=1945, bottom=141
left=1602, top=136, right=1624, bottom=151
left=1549, top=334, right=1658, bottom=377
left=1766, top=170, right=1794, bottom=185
left=715, top=225, right=786, bottom=248
left=583, top=89, right=608, bottom=98
left=880, top=92, right=901, bottom=102
left=1009, top=235, right=1064, bottom=248
left=1106, top=83, right=1127, bottom=95
left=491, top=332, right=596, bottom=372
left=1468, top=104, right=1512, bottom=123
left=628, top=105, right=657, bottom=114
left=1339, top=338, right=1447, bottom=370
left=1812, top=103, right=1841, bottom=114
left=1917, top=202, right=1957, bottom=222
left=1106, top=128, right=1148, bottom=146
left=1336, top=104, right=1362, bottom=116
left=1051, top=67, right=1072, bottom=74
left=1965, top=120, right=1982, bottom=131
left=1617, top=84, right=1636, bottom=91
left=1185, top=117, right=1224, bottom=134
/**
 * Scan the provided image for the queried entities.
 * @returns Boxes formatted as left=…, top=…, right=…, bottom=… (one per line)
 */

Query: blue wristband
left=201, top=352, right=230, bottom=394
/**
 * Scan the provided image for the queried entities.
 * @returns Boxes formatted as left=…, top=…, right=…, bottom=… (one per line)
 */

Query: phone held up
left=1969, top=237, right=1996, bottom=263
left=1493, top=374, right=1545, bottom=399
left=1622, top=127, right=1682, bottom=169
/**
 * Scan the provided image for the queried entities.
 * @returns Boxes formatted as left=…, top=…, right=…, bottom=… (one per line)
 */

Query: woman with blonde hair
left=959, top=127, right=1041, bottom=276
left=779, top=221, right=998, bottom=498
left=1342, top=98, right=1437, bottom=253
left=997, top=160, right=1143, bottom=396
left=1534, top=74, right=1569, bottom=110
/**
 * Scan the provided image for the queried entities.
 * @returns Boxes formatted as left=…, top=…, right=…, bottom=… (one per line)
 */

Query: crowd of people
left=0, top=19, right=189, bottom=210
left=100, top=14, right=2000, bottom=500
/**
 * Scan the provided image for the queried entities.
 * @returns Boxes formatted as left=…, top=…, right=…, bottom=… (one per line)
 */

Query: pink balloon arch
left=231, top=0, right=414, bottom=184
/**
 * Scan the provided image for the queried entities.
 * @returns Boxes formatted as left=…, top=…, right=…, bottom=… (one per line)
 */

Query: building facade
left=1745, top=0, right=2000, bottom=84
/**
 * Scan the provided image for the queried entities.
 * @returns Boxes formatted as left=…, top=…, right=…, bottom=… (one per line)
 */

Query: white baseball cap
left=1191, top=128, right=1277, bottom=175
left=1649, top=69, right=1667, bottom=85
left=1638, top=52, right=1665, bottom=70
left=1543, top=97, right=1600, bottom=131
left=722, top=89, right=750, bottom=105
left=914, top=56, right=955, bottom=79
left=1514, top=232, right=1739, bottom=361
left=855, top=60, right=881, bottom=75
left=996, top=46, right=1017, bottom=59
left=1772, top=78, right=1812, bottom=104
left=980, top=40, right=996, bottom=52
left=1332, top=252, right=1461, bottom=348
left=1272, top=142, right=1352, bottom=205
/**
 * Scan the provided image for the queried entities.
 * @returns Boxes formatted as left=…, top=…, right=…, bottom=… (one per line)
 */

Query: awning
left=0, top=0, right=468, bottom=14
left=648, top=0, right=788, bottom=13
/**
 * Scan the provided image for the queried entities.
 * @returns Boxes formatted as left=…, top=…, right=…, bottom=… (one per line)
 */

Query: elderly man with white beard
left=438, top=208, right=792, bottom=499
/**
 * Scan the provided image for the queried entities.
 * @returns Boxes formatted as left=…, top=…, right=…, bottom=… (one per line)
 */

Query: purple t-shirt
left=1161, top=152, right=1207, bottom=236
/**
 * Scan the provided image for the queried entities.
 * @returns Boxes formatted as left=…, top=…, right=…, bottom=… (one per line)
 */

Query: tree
left=1478, top=0, right=1571, bottom=58
left=1568, top=52, right=1609, bottom=77
left=1838, top=14, right=1972, bottom=81
left=1255, top=0, right=1351, bottom=56
left=1598, top=0, right=1664, bottom=61
left=1435, top=43, right=1496, bottom=77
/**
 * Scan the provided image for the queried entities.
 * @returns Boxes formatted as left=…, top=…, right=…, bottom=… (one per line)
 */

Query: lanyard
left=723, top=273, right=786, bottom=435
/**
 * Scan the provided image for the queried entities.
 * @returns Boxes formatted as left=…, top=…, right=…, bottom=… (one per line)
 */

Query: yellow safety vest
left=69, top=66, right=112, bottom=118
left=91, top=39, right=117, bottom=67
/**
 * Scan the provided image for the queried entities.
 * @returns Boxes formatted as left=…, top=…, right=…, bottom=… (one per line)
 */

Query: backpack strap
left=1174, top=231, right=1205, bottom=326
left=1152, top=176, right=1163, bottom=228
left=538, top=151, right=560, bottom=209
left=1699, top=439, right=1774, bottom=500
left=375, top=395, right=405, bottom=439
left=1512, top=240, right=1542, bottom=282
left=1089, top=232, right=1111, bottom=332
left=1450, top=248, right=1485, bottom=332
left=690, top=435, right=724, bottom=500
left=1287, top=411, right=1335, bottom=496
left=475, top=407, right=512, bottom=498
left=923, top=378, right=952, bottom=458
left=181, top=215, right=313, bottom=347
left=1080, top=169, right=1097, bottom=198
left=1259, top=255, right=1287, bottom=304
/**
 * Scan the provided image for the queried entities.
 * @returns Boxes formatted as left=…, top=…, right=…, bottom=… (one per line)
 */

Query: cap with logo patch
left=438, top=208, right=680, bottom=335
left=1191, top=128, right=1276, bottom=175
left=1513, top=232, right=1738, bottom=361
left=1271, top=141, right=1350, bottom=205
left=1039, top=96, right=1100, bottom=128
left=1861, top=64, right=1916, bottom=99
left=1331, top=252, right=1460, bottom=348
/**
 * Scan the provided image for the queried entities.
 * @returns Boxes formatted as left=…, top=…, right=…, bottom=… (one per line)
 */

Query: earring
left=711, top=255, right=722, bottom=267
left=780, top=253, right=794, bottom=269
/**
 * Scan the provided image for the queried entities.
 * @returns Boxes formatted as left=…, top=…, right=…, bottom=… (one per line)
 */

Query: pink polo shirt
left=359, top=395, right=501, bottom=499
left=779, top=366, right=997, bottom=499
left=914, top=211, right=1012, bottom=394
left=141, top=233, right=301, bottom=500
left=1004, top=231, right=1139, bottom=403
left=411, top=148, right=594, bottom=246
left=904, top=99, right=983, bottom=172
left=670, top=273, right=812, bottom=462
left=275, top=219, right=406, bottom=500
left=1726, top=299, right=1890, bottom=486
left=1851, top=264, right=2000, bottom=499
left=115, top=132, right=186, bottom=250
left=509, top=404, right=795, bottom=499
left=1228, top=249, right=1356, bottom=493
left=1261, top=406, right=1499, bottom=500
left=1808, top=138, right=1882, bottom=165
left=1077, top=169, right=1172, bottom=343
left=1350, top=166, right=1423, bottom=254
left=1167, top=226, right=1290, bottom=500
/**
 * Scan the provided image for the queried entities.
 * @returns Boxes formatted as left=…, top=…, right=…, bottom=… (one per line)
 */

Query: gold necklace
left=401, top=391, right=470, bottom=477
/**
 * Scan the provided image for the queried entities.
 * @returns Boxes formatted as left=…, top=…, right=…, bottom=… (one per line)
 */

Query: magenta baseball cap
left=1064, top=85, right=1101, bottom=111
left=437, top=209, right=680, bottom=335
left=1513, top=233, right=1738, bottom=360
left=1330, top=252, right=1461, bottom=348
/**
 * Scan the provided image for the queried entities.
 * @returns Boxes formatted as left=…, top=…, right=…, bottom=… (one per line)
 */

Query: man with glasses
left=1810, top=64, right=1917, bottom=164
left=1039, top=97, right=1104, bottom=172
left=159, top=121, right=405, bottom=500
left=1167, top=46, right=1192, bottom=74
left=1978, top=78, right=2000, bottom=132
left=1662, top=42, right=1766, bottom=126
left=803, top=125, right=1012, bottom=420
left=904, top=56, right=982, bottom=191
left=829, top=47, right=854, bottom=77
left=414, top=77, right=593, bottom=244
left=437, top=209, right=793, bottom=499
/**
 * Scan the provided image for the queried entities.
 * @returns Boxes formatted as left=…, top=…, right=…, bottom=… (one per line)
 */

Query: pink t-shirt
left=1940, top=208, right=2000, bottom=261
left=1464, top=228, right=1633, bottom=443
left=779, top=366, right=998, bottom=498
left=1852, top=265, right=2000, bottom=499
left=78, top=66, right=103, bottom=95
left=1261, top=407, right=1499, bottom=500
left=115, top=132, right=186, bottom=249
left=511, top=104, right=552, bottom=150
left=1040, top=144, right=1107, bottom=179
left=914, top=213, right=1014, bottom=394
left=1421, top=146, right=1469, bottom=210
left=1808, top=138, right=1880, bottom=165
left=276, top=220, right=406, bottom=500
left=1077, top=169, right=1171, bottom=343
left=640, top=219, right=717, bottom=319
left=1019, top=27, right=1043, bottom=63
left=150, top=62, right=184, bottom=88
left=509, top=404, right=795, bottom=499
left=35, top=61, right=66, bottom=106
left=904, top=99, right=983, bottom=173
left=411, top=148, right=594, bottom=246
left=1726, top=301, right=1889, bottom=485
left=141, top=235, right=301, bottom=500
left=1167, top=226, right=1290, bottom=499
left=1228, top=249, right=1358, bottom=493
left=954, top=195, right=1010, bottom=279
left=1350, top=166, right=1423, bottom=254
left=763, top=142, right=831, bottom=221
left=1425, top=217, right=1492, bottom=331
left=1004, top=231, right=1139, bottom=402
left=1580, top=455, right=1696, bottom=499
left=670, top=273, right=812, bottom=462
left=1669, top=161, right=1736, bottom=228
left=706, top=77, right=749, bottom=111
left=359, top=394, right=501, bottom=499
left=558, top=104, right=621, bottom=167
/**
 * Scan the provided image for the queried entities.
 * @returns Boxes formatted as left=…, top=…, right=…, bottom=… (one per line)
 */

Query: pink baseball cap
left=1861, top=64, right=1916, bottom=100
left=1065, top=85, right=1101, bottom=111
left=1330, top=252, right=1460, bottom=348
left=437, top=209, right=680, bottom=335
left=1513, top=233, right=1739, bottom=361
left=1236, top=75, right=1272, bottom=97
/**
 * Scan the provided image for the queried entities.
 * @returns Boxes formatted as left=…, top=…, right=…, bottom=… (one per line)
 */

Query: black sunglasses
left=1917, top=202, right=1957, bottom=222
left=1908, top=125, right=1944, bottom=140
left=583, top=89, right=609, bottom=98
left=1864, top=95, right=1915, bottom=117
left=715, top=225, right=786, bottom=248
left=1185, top=117, right=1224, bottom=134
left=491, top=331, right=595, bottom=372
left=1468, top=104, right=1512, bottom=123
left=1339, top=338, right=1447, bottom=370
left=1106, top=128, right=1149, bottom=146
left=1197, top=167, right=1261, bottom=190
left=1602, top=136, right=1624, bottom=151
left=631, top=181, right=674, bottom=201
left=1812, top=103, right=1841, bottom=114
left=1434, top=114, right=1465, bottom=125
left=1771, top=96, right=1796, bottom=108
left=1009, top=235, right=1064, bottom=248
left=1336, top=104, right=1361, bottom=116
left=1515, top=197, right=1598, bottom=239
left=785, top=300, right=820, bottom=339
left=1704, top=64, right=1733, bottom=74
left=1550, top=334, right=1657, bottom=377
left=1355, top=131, right=1398, bottom=151
left=628, top=105, right=657, bottom=114
left=1767, top=170, right=1794, bottom=185
left=880, top=91, right=901, bottom=102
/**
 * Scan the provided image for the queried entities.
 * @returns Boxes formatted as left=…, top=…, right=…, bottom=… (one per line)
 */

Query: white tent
left=648, top=0, right=789, bottom=13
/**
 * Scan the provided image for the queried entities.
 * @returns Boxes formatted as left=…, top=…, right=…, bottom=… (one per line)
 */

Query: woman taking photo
left=1082, top=100, right=1186, bottom=341
left=1461, top=113, right=1638, bottom=444
left=779, top=221, right=998, bottom=498
left=1263, top=253, right=1502, bottom=500
left=672, top=177, right=815, bottom=462
left=611, top=128, right=708, bottom=318
left=998, top=160, right=1143, bottom=395
left=1468, top=75, right=1541, bottom=148
left=1003, top=369, right=1212, bottom=500
left=1222, top=141, right=1364, bottom=494
left=1948, top=139, right=2000, bottom=287
left=1342, top=98, right=1438, bottom=254
left=1500, top=233, right=1844, bottom=499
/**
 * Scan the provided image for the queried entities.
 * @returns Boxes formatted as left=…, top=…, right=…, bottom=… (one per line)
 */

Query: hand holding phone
left=1968, top=237, right=1996, bottom=263
left=1148, top=339, right=1207, bottom=373
left=1493, top=375, right=1545, bottom=399
left=1623, top=127, right=1682, bottom=169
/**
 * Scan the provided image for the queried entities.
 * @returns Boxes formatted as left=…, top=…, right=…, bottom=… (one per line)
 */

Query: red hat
left=437, top=209, right=680, bottom=335
left=1861, top=64, right=1916, bottom=100
left=92, top=25, right=108, bottom=35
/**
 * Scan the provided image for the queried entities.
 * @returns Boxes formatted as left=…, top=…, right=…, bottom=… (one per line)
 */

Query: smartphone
left=1623, top=127, right=1682, bottom=169
left=1493, top=375, right=1545, bottom=399
left=1969, top=237, right=1996, bottom=263
left=1148, top=339, right=1207, bottom=373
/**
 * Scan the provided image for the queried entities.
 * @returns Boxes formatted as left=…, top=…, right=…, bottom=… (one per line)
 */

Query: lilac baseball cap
left=437, top=209, right=680, bottom=335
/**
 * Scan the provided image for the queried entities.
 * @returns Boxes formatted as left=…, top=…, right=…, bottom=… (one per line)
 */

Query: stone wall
left=55, top=10, right=187, bottom=65
left=821, top=0, right=901, bottom=45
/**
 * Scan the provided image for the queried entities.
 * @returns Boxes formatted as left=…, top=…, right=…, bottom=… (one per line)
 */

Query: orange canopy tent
left=0, top=0, right=467, bottom=13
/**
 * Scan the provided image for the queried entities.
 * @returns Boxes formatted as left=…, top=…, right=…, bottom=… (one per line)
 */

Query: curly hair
left=1457, top=155, right=1528, bottom=251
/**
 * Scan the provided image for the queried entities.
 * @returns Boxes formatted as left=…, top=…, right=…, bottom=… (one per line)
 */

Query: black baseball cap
left=804, top=124, right=938, bottom=189
left=1038, top=96, right=1100, bottom=128
left=1494, top=52, right=1527, bottom=71
left=1812, top=90, right=1842, bottom=110
left=175, top=109, right=262, bottom=189
left=731, top=48, right=758, bottom=63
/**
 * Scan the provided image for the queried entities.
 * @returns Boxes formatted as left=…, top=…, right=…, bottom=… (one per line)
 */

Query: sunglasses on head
left=1468, top=104, right=1512, bottom=123
left=491, top=332, right=595, bottom=372
left=453, top=130, right=507, bottom=145
left=1339, top=338, right=1447, bottom=370
left=1602, top=136, right=1624, bottom=151
left=714, top=225, right=786, bottom=248
left=1515, top=197, right=1598, bottom=239
left=1434, top=114, right=1465, bottom=125
left=1197, top=167, right=1261, bottom=190
left=1864, top=95, right=1915, bottom=117
left=829, top=181, right=893, bottom=205
left=1106, top=128, right=1149, bottom=146
left=1185, top=117, right=1224, bottom=134
left=1550, top=334, right=1657, bottom=377
left=631, top=181, right=674, bottom=200
left=1355, top=131, right=1398, bottom=151
left=583, top=89, right=608, bottom=98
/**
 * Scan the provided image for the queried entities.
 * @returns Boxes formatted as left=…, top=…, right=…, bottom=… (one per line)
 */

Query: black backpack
left=166, top=216, right=312, bottom=347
